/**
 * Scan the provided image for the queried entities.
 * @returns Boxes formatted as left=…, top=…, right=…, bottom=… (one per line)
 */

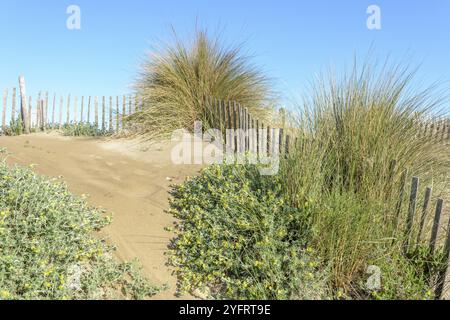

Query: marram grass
left=128, top=29, right=275, bottom=139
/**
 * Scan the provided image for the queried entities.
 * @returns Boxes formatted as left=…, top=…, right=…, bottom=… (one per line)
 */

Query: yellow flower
left=0, top=290, right=11, bottom=299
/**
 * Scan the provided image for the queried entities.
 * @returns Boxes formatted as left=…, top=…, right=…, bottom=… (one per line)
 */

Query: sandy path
left=0, top=132, right=202, bottom=299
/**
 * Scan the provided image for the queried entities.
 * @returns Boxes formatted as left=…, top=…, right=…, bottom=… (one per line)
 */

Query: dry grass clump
left=129, top=29, right=275, bottom=139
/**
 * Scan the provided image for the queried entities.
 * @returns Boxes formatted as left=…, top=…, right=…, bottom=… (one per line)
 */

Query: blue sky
left=1, top=0, right=450, bottom=109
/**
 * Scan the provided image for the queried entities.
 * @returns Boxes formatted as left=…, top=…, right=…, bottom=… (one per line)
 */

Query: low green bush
left=61, top=122, right=111, bottom=137
left=168, top=163, right=330, bottom=300
left=0, top=161, right=162, bottom=300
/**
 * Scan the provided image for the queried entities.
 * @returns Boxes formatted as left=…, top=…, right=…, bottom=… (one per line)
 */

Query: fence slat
left=59, top=96, right=63, bottom=129
left=18, top=76, right=30, bottom=134
left=285, top=134, right=290, bottom=157
left=417, top=187, right=432, bottom=244
left=404, top=177, right=419, bottom=252
left=11, top=88, right=16, bottom=122
left=395, top=169, right=409, bottom=233
left=102, top=96, right=106, bottom=131
left=44, top=92, right=49, bottom=128
left=430, top=199, right=444, bottom=254
left=51, top=94, right=56, bottom=128
left=2, top=89, right=7, bottom=132
left=436, top=215, right=450, bottom=299
left=80, top=96, right=84, bottom=123
left=109, top=96, right=113, bottom=132
left=232, top=102, right=237, bottom=153
left=28, top=96, right=32, bottom=130
left=74, top=96, right=78, bottom=124
left=116, top=96, right=120, bottom=133
left=66, top=94, right=71, bottom=125
left=87, top=96, right=91, bottom=124
left=94, top=97, right=99, bottom=128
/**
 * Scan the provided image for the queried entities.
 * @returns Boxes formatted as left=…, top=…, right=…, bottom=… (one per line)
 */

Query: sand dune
left=0, top=132, right=202, bottom=299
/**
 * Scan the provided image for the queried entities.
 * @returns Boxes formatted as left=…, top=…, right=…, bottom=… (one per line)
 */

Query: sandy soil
left=0, top=132, right=202, bottom=299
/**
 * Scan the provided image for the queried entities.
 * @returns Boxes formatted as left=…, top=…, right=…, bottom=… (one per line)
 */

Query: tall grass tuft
left=281, top=60, right=450, bottom=291
left=129, top=29, right=274, bottom=139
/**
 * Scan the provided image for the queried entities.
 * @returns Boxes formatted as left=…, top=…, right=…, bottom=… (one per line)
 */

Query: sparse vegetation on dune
left=128, top=29, right=275, bottom=139
left=0, top=159, right=162, bottom=300
left=169, top=60, right=450, bottom=300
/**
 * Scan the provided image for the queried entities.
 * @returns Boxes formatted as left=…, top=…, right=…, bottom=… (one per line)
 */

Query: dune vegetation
left=0, top=157, right=162, bottom=300
left=127, top=29, right=275, bottom=139
left=168, top=60, right=450, bottom=300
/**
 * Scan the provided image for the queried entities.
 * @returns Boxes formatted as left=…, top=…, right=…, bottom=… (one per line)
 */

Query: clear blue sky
left=1, top=0, right=450, bottom=109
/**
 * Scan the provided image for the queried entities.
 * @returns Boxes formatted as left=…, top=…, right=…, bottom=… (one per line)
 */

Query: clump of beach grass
left=128, top=28, right=275, bottom=139
left=280, top=59, right=450, bottom=291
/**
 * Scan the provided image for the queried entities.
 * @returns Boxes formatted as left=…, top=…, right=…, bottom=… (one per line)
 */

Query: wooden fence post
left=51, top=94, right=56, bottom=129
left=233, top=102, right=238, bottom=153
left=28, top=96, right=32, bottom=130
left=404, top=177, right=419, bottom=252
left=2, top=89, right=7, bottom=132
left=279, top=128, right=284, bottom=155
left=59, top=96, right=63, bottom=129
left=285, top=134, right=290, bottom=158
left=74, top=96, right=78, bottom=124
left=44, top=92, right=49, bottom=128
left=18, top=76, right=30, bottom=134
left=394, top=169, right=409, bottom=233
left=102, top=96, right=106, bottom=131
left=417, top=187, right=432, bottom=244
left=116, top=96, right=120, bottom=133
left=430, top=199, right=444, bottom=255
left=436, top=215, right=450, bottom=299
left=226, top=101, right=232, bottom=150
left=94, top=96, right=99, bottom=128
left=36, top=94, right=41, bottom=129
left=87, top=96, right=91, bottom=123
left=256, top=119, right=259, bottom=158
left=11, top=88, right=16, bottom=123
left=66, top=94, right=71, bottom=125
left=80, top=96, right=85, bottom=123
left=109, top=96, right=113, bottom=132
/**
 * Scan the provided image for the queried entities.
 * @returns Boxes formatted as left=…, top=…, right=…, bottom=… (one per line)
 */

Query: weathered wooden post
left=102, top=96, right=106, bottom=131
left=87, top=96, right=91, bottom=123
left=80, top=96, right=85, bottom=123
left=116, top=96, right=120, bottom=133
left=2, top=89, right=7, bottom=132
left=59, top=96, right=63, bottom=129
left=74, top=96, right=78, bottom=124
left=233, top=102, right=238, bottom=153
left=94, top=96, right=99, bottom=128
left=436, top=213, right=450, bottom=299
left=52, top=94, right=56, bottom=129
left=28, top=96, right=32, bottom=130
left=18, top=76, right=30, bottom=134
left=11, top=88, right=16, bottom=123
left=44, top=92, right=49, bottom=128
left=417, top=187, right=432, bottom=244
left=430, top=199, right=444, bottom=255
left=66, top=94, right=71, bottom=125
left=404, top=177, right=419, bottom=253
left=109, top=96, right=113, bottom=132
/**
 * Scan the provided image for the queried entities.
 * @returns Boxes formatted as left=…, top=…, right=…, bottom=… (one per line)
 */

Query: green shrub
left=169, top=163, right=330, bottom=300
left=61, top=122, right=111, bottom=137
left=0, top=161, right=162, bottom=300
left=365, top=248, right=442, bottom=300
left=130, top=29, right=275, bottom=139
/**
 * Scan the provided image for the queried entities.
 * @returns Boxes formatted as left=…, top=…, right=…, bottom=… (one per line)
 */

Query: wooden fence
left=204, top=97, right=291, bottom=157
left=395, top=172, right=450, bottom=299
left=1, top=80, right=143, bottom=135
